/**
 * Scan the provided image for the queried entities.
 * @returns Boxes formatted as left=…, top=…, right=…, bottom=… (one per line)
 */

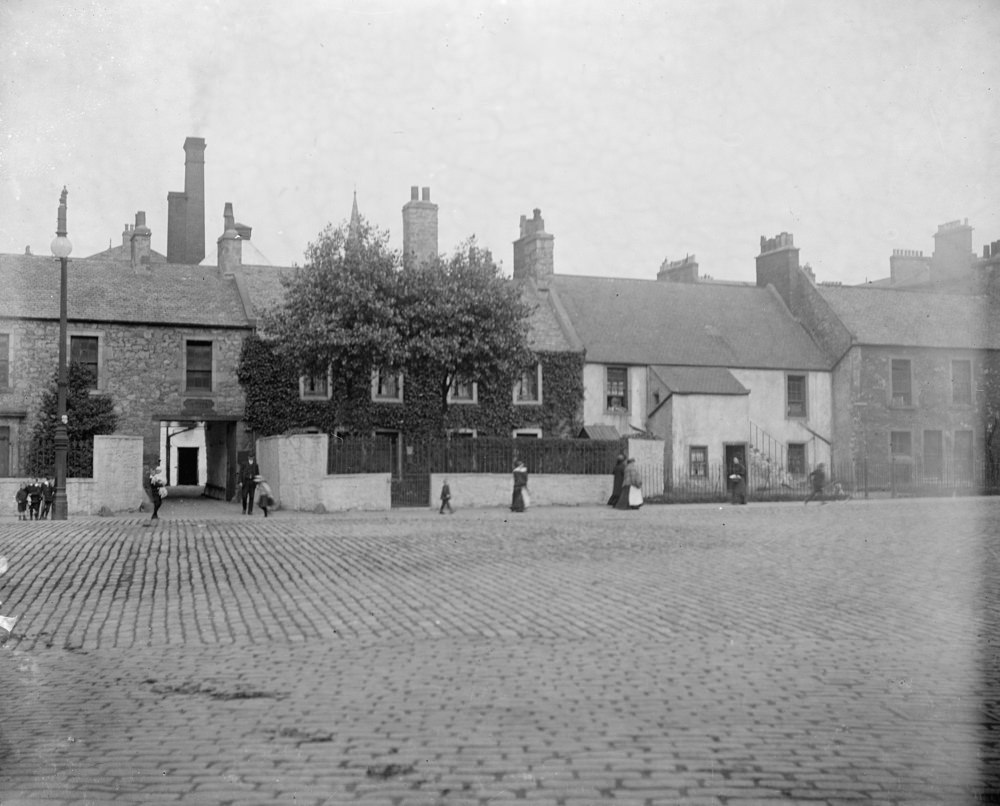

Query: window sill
left=372, top=397, right=403, bottom=404
left=514, top=399, right=541, bottom=406
left=183, top=389, right=215, bottom=397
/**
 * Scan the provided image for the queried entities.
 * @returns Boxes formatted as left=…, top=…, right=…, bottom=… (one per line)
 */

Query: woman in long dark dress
left=511, top=460, right=528, bottom=512
left=607, top=454, right=626, bottom=506
left=614, top=458, right=642, bottom=510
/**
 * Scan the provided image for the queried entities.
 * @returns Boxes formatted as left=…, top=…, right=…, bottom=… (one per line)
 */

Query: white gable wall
left=582, top=363, right=646, bottom=434
left=729, top=368, right=833, bottom=468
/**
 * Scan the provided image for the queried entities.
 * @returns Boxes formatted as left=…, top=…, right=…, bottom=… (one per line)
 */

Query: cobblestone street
left=0, top=498, right=997, bottom=805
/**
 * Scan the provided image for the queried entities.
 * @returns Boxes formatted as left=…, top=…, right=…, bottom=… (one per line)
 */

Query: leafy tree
left=261, top=217, right=403, bottom=384
left=397, top=238, right=533, bottom=428
left=26, top=362, right=118, bottom=477
left=260, top=218, right=534, bottom=436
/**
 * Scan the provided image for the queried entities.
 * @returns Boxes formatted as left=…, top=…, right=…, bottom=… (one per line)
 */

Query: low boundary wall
left=0, top=435, right=145, bottom=517
left=256, top=434, right=663, bottom=512
left=429, top=473, right=610, bottom=508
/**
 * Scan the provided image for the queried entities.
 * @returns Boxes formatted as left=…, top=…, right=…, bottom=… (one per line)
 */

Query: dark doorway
left=0, top=426, right=9, bottom=477
left=177, top=447, right=199, bottom=485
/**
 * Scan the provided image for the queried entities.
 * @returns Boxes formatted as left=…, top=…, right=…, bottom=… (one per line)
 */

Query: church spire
left=347, top=189, right=361, bottom=245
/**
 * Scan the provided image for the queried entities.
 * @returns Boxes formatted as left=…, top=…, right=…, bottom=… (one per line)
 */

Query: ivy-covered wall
left=237, top=334, right=584, bottom=439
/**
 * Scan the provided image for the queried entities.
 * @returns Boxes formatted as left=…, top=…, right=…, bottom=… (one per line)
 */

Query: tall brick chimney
left=755, top=232, right=802, bottom=309
left=167, top=137, right=206, bottom=264
left=932, top=219, right=973, bottom=278
left=217, top=202, right=242, bottom=274
left=512, top=208, right=554, bottom=281
left=402, top=186, right=438, bottom=269
left=130, top=211, right=151, bottom=270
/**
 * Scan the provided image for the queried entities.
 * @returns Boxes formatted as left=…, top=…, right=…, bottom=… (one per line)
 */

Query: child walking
left=439, top=479, right=454, bottom=514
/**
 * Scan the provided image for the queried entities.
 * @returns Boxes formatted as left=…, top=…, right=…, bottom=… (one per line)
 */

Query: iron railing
left=22, top=438, right=95, bottom=479
left=329, top=436, right=626, bottom=477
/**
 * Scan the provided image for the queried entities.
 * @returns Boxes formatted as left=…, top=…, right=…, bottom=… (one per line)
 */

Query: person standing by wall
left=239, top=454, right=260, bottom=515
left=511, top=460, right=529, bottom=512
left=615, top=457, right=643, bottom=510
left=607, top=454, right=626, bottom=507
left=729, top=456, right=747, bottom=505
left=39, top=478, right=55, bottom=520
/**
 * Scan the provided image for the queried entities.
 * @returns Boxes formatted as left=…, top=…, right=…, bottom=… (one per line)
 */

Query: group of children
left=14, top=479, right=57, bottom=520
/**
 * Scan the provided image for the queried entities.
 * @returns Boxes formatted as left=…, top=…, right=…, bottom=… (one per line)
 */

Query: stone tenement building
left=2, top=134, right=998, bottom=492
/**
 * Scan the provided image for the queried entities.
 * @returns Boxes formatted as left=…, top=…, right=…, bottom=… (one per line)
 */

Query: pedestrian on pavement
left=615, top=457, right=643, bottom=510
left=729, top=456, right=747, bottom=505
left=439, top=479, right=454, bottom=514
left=255, top=476, right=274, bottom=517
left=607, top=454, right=626, bottom=507
left=805, top=462, right=826, bottom=505
left=239, top=454, right=260, bottom=515
left=40, top=478, right=55, bottom=519
left=511, top=460, right=529, bottom=512
left=149, top=465, right=166, bottom=520
left=15, top=482, right=28, bottom=520
left=27, top=479, right=42, bottom=520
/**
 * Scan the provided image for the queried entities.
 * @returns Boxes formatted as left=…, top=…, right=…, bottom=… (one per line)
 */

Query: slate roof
left=0, top=253, right=250, bottom=328
left=817, top=286, right=999, bottom=349
left=546, top=274, right=829, bottom=370
left=649, top=365, right=749, bottom=395
left=229, top=263, right=289, bottom=318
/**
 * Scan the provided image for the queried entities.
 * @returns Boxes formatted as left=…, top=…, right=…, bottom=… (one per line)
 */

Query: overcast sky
left=2, top=0, right=998, bottom=285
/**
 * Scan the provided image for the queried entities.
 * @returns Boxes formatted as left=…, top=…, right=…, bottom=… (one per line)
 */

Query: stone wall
left=258, top=433, right=665, bottom=512
left=847, top=345, right=987, bottom=471
left=0, top=434, right=144, bottom=517
left=257, top=433, right=391, bottom=512
left=429, top=473, right=609, bottom=508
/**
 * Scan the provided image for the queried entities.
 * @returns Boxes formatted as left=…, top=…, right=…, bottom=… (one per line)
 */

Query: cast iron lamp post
left=49, top=187, right=72, bottom=520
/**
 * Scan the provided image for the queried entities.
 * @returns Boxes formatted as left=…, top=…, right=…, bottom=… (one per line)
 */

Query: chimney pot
left=421, top=187, right=430, bottom=202
left=411, top=186, right=419, bottom=201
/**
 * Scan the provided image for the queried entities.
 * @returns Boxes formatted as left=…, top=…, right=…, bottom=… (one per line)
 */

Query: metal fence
left=664, top=459, right=995, bottom=503
left=328, top=436, right=625, bottom=476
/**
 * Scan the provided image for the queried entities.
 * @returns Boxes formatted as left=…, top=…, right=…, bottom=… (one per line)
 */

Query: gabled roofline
left=534, top=279, right=584, bottom=352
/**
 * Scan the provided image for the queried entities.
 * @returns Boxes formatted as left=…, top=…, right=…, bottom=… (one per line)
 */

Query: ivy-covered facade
left=236, top=333, right=584, bottom=440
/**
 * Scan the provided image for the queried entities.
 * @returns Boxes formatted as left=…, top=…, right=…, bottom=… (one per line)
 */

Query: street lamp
left=49, top=187, right=72, bottom=520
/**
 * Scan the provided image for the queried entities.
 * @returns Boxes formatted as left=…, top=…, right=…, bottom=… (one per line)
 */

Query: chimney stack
left=657, top=254, right=699, bottom=283
left=932, top=218, right=973, bottom=278
left=130, top=211, right=152, bottom=270
left=167, top=136, right=206, bottom=264
left=755, top=232, right=801, bottom=309
left=217, top=202, right=242, bottom=274
left=402, top=185, right=438, bottom=269
left=889, top=248, right=931, bottom=285
left=512, top=208, right=554, bottom=281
